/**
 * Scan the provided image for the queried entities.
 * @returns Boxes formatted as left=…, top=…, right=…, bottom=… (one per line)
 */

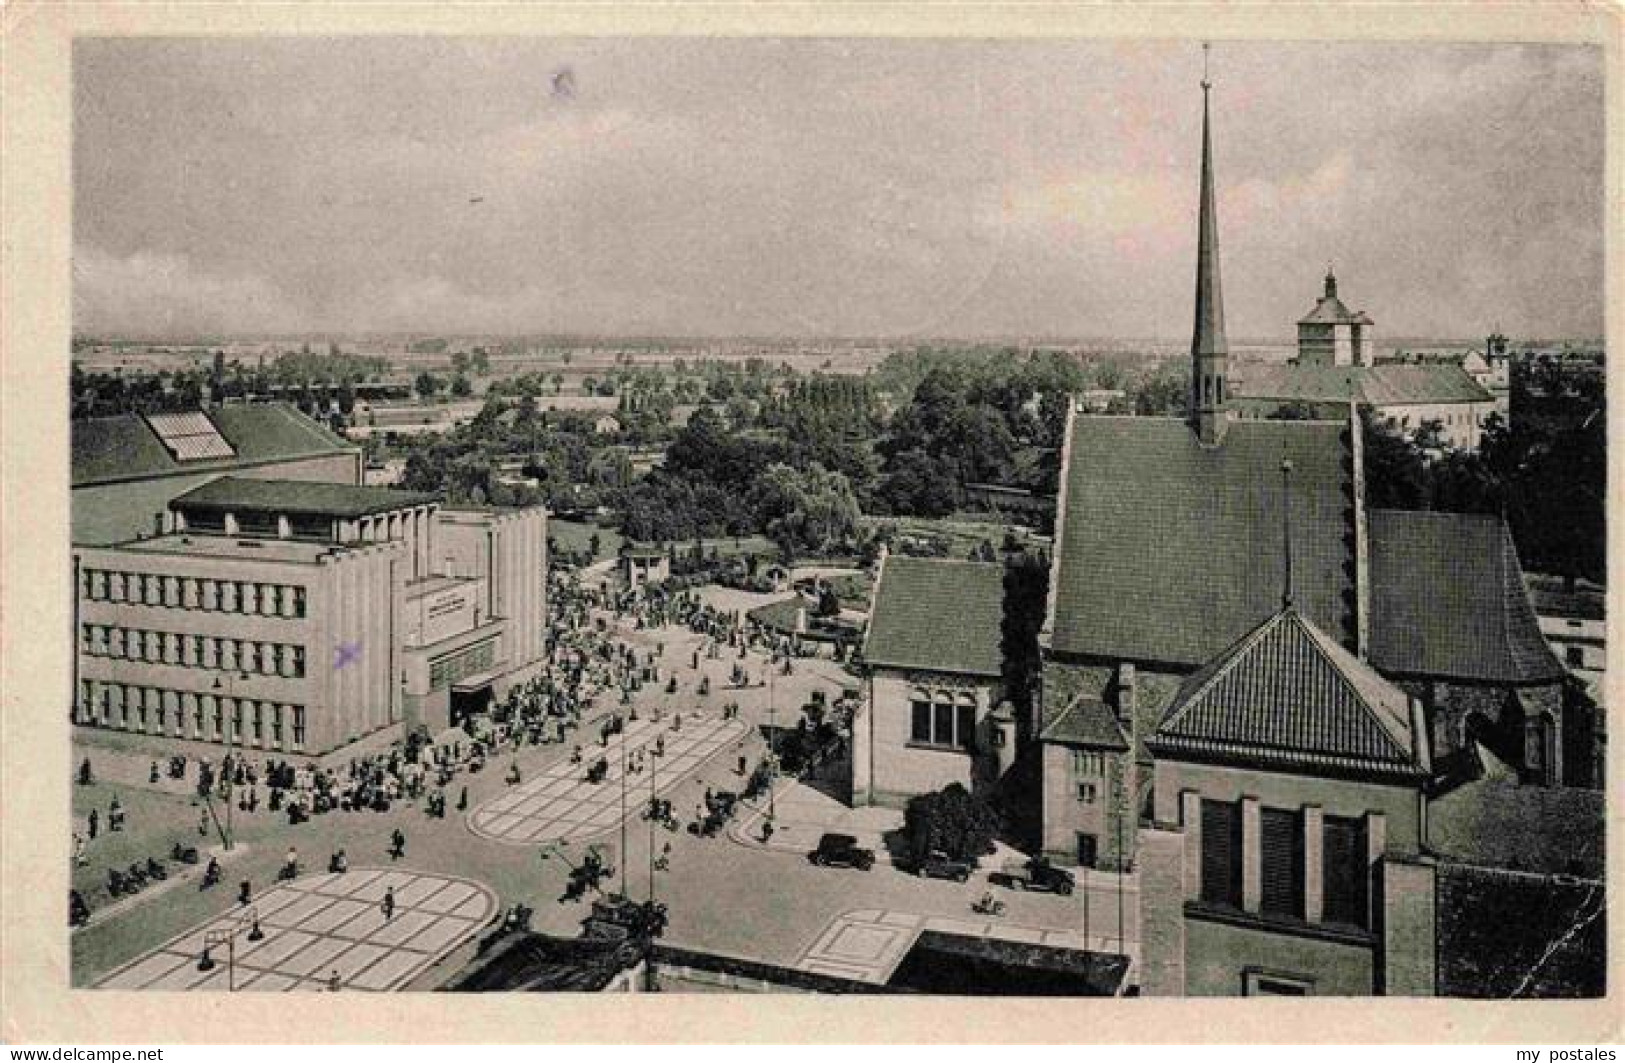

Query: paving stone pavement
left=95, top=867, right=497, bottom=992
left=467, top=713, right=749, bottom=845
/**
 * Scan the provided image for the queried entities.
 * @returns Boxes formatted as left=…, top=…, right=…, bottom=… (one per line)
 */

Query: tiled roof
left=1368, top=510, right=1565, bottom=683
left=1047, top=416, right=1357, bottom=667
left=1298, top=293, right=1363, bottom=325
left=1234, top=364, right=1494, bottom=406
left=171, top=476, right=438, bottom=519
left=1039, top=694, right=1130, bottom=751
left=864, top=556, right=1005, bottom=677
left=73, top=403, right=354, bottom=486
left=1148, top=606, right=1424, bottom=778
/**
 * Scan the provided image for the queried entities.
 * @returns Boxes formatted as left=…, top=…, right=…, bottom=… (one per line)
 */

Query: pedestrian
left=87, top=808, right=99, bottom=840
left=381, top=885, right=396, bottom=922
left=149, top=761, right=160, bottom=785
left=327, top=969, right=342, bottom=992
left=389, top=828, right=405, bottom=860
left=284, top=846, right=299, bottom=879
left=198, top=807, right=210, bottom=837
left=72, top=832, right=86, bottom=866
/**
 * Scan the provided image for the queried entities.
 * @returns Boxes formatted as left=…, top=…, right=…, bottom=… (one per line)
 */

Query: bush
left=903, top=782, right=1000, bottom=863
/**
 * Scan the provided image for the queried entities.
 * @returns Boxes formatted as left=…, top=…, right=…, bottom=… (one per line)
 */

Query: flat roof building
left=72, top=409, right=546, bottom=757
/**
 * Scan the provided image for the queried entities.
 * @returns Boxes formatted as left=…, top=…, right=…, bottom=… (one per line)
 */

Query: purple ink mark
left=334, top=641, right=363, bottom=671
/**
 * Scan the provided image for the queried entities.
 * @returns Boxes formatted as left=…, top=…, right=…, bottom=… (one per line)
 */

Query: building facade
left=72, top=414, right=548, bottom=757
left=853, top=555, right=1011, bottom=808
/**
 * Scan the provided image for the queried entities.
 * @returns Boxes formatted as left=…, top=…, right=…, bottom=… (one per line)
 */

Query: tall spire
left=1191, top=42, right=1230, bottom=446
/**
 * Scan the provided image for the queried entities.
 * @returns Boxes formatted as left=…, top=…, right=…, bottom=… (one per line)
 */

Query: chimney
left=1116, top=662, right=1137, bottom=725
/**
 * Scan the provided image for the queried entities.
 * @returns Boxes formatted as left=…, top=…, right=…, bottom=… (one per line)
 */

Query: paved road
left=95, top=868, right=496, bottom=992
left=468, top=714, right=749, bottom=845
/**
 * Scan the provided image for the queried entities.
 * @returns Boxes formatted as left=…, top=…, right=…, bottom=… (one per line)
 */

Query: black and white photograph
left=1, top=7, right=1616, bottom=1044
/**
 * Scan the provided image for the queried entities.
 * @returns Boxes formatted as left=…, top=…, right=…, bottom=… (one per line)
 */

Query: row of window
left=80, top=624, right=308, bottom=678
left=429, top=640, right=496, bottom=692
left=80, top=568, right=308, bottom=618
left=1199, top=799, right=1369, bottom=929
left=909, top=689, right=978, bottom=751
left=77, top=681, right=307, bottom=751
left=1072, top=750, right=1107, bottom=804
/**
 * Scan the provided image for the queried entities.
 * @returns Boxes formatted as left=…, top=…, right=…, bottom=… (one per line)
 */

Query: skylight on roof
left=145, top=411, right=236, bottom=462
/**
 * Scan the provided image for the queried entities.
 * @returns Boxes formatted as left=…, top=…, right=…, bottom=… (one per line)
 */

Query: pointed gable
left=1147, top=606, right=1425, bottom=779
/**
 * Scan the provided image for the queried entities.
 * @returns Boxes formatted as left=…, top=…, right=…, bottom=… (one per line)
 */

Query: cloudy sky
left=74, top=38, right=1603, bottom=342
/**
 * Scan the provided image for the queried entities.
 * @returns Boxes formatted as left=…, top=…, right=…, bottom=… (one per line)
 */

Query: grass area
left=550, top=519, right=624, bottom=561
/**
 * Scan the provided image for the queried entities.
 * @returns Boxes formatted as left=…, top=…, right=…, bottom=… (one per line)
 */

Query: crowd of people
left=71, top=566, right=847, bottom=929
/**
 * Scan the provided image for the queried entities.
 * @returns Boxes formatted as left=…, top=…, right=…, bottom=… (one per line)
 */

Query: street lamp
left=211, top=670, right=251, bottom=851
left=198, top=904, right=261, bottom=991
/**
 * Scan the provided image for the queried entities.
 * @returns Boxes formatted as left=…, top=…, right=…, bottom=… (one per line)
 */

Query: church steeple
left=1191, top=44, right=1230, bottom=446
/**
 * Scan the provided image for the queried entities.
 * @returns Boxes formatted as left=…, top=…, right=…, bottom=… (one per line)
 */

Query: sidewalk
left=728, top=777, right=903, bottom=863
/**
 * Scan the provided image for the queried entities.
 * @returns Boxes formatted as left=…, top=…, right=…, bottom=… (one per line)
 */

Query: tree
left=414, top=372, right=442, bottom=400
left=815, top=584, right=841, bottom=618
left=450, top=374, right=473, bottom=398
left=903, top=783, right=1001, bottom=863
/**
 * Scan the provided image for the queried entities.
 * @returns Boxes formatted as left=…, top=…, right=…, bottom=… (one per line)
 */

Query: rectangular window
left=1260, top=807, right=1304, bottom=920
left=933, top=701, right=953, bottom=746
left=270, top=704, right=284, bottom=749
left=291, top=706, right=306, bottom=751
left=292, top=587, right=307, bottom=618
left=163, top=576, right=180, bottom=608
left=291, top=645, right=306, bottom=678
left=1072, top=749, right=1105, bottom=775
left=80, top=624, right=94, bottom=652
left=1076, top=833, right=1098, bottom=869
left=250, top=702, right=263, bottom=744
left=1322, top=816, right=1369, bottom=929
left=200, top=579, right=217, bottom=611
left=1200, top=799, right=1243, bottom=908
left=108, top=572, right=125, bottom=603
left=211, top=699, right=224, bottom=742
left=1076, top=782, right=1098, bottom=804
left=910, top=700, right=931, bottom=743
left=1244, top=970, right=1314, bottom=996
left=956, top=702, right=976, bottom=751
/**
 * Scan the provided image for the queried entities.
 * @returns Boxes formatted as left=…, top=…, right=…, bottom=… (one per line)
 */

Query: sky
left=73, top=38, right=1604, bottom=343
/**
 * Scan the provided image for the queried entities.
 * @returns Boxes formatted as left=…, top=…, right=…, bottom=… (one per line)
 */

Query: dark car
left=912, top=849, right=974, bottom=882
left=808, top=832, right=876, bottom=871
left=998, top=857, right=1075, bottom=895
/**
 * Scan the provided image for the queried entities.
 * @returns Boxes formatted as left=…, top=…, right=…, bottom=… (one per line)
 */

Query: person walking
left=72, top=832, right=86, bottom=867
left=389, top=828, right=405, bottom=860
left=87, top=808, right=99, bottom=840
left=381, top=885, right=396, bottom=922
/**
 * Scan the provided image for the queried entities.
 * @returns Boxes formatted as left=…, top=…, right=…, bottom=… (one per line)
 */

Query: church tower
left=1190, top=51, right=1230, bottom=446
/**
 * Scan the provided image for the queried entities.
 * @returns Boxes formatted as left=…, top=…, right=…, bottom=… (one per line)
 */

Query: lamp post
left=211, top=670, right=251, bottom=851
left=767, top=666, right=776, bottom=821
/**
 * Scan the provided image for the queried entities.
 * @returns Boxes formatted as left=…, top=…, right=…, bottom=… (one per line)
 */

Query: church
left=1033, top=66, right=1582, bottom=884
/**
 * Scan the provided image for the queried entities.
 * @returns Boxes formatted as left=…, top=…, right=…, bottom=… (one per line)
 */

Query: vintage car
left=911, top=849, right=974, bottom=882
left=807, top=832, right=876, bottom=871
left=997, top=857, right=1076, bottom=895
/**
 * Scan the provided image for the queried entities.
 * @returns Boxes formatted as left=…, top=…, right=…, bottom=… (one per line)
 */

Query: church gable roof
left=1368, top=510, right=1565, bottom=684
left=1046, top=415, right=1357, bottom=667
left=864, top=556, right=1005, bottom=678
left=1148, top=606, right=1424, bottom=778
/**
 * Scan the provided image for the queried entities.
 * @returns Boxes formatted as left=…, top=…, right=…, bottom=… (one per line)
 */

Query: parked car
left=808, top=832, right=876, bottom=871
left=997, top=857, right=1075, bottom=895
left=912, top=849, right=974, bottom=882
